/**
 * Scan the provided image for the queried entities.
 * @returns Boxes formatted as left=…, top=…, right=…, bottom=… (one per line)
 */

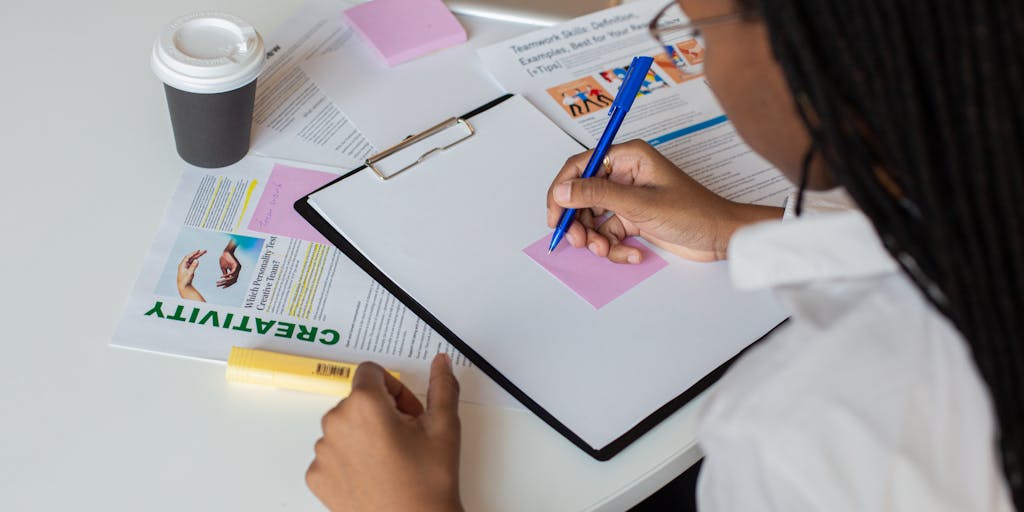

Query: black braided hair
left=738, top=0, right=1024, bottom=506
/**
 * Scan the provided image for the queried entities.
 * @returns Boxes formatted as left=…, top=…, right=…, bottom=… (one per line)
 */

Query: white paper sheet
left=299, top=15, right=533, bottom=149
left=308, top=96, right=788, bottom=450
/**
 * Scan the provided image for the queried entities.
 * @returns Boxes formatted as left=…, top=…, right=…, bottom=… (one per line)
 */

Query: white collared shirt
left=696, top=209, right=1013, bottom=511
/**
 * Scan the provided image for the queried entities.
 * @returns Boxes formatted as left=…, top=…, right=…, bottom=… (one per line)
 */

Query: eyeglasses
left=648, top=2, right=750, bottom=76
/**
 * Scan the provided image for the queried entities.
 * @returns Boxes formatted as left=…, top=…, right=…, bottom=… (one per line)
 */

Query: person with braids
left=303, top=0, right=1021, bottom=510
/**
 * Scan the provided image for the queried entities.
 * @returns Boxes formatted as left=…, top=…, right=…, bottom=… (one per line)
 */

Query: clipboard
left=295, top=94, right=787, bottom=460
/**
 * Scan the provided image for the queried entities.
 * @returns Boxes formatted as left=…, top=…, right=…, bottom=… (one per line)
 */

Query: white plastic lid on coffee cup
left=151, top=11, right=265, bottom=94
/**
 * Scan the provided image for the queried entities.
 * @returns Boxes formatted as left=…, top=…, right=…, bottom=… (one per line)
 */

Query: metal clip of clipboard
left=364, top=117, right=475, bottom=180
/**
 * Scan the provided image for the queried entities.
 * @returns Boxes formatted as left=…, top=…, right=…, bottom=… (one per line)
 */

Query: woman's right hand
left=546, top=140, right=781, bottom=263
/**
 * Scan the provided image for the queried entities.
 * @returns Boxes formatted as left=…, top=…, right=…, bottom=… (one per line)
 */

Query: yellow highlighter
left=226, top=347, right=400, bottom=397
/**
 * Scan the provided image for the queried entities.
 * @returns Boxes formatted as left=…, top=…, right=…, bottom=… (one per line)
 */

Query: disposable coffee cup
left=151, top=12, right=264, bottom=168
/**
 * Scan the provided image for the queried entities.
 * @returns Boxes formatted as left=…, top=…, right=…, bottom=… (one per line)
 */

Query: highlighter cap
left=225, top=346, right=276, bottom=386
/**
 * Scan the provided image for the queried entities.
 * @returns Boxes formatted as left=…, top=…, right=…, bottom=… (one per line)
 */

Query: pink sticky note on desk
left=523, top=234, right=669, bottom=309
left=248, top=164, right=337, bottom=245
left=344, top=0, right=467, bottom=67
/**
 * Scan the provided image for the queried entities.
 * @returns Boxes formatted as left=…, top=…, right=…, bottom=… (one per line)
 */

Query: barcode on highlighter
left=315, top=363, right=352, bottom=379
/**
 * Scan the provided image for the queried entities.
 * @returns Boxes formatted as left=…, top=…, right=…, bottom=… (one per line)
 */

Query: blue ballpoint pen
left=548, top=55, right=655, bottom=254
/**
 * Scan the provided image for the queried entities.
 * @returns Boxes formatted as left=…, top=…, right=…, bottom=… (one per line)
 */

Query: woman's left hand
left=306, top=353, right=464, bottom=512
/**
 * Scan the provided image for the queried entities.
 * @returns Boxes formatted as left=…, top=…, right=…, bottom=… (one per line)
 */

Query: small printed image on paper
left=653, top=40, right=705, bottom=84
left=156, top=229, right=266, bottom=308
left=545, top=77, right=615, bottom=119
left=597, top=63, right=669, bottom=96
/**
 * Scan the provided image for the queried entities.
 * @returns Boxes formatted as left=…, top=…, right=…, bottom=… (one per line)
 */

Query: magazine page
left=112, top=155, right=517, bottom=408
left=250, top=0, right=375, bottom=169
left=478, top=0, right=792, bottom=206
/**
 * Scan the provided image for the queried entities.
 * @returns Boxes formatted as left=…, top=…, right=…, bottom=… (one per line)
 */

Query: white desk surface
left=0, top=0, right=703, bottom=509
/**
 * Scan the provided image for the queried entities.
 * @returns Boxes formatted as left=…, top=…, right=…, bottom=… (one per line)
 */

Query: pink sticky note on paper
left=344, top=0, right=467, bottom=67
left=523, top=234, right=669, bottom=309
left=248, top=164, right=337, bottom=245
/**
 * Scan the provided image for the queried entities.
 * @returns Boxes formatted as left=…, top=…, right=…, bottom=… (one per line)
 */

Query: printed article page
left=478, top=0, right=792, bottom=206
left=250, top=0, right=376, bottom=169
left=112, top=155, right=517, bottom=408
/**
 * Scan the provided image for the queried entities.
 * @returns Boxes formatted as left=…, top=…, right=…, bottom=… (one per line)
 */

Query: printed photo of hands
left=157, top=228, right=265, bottom=306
